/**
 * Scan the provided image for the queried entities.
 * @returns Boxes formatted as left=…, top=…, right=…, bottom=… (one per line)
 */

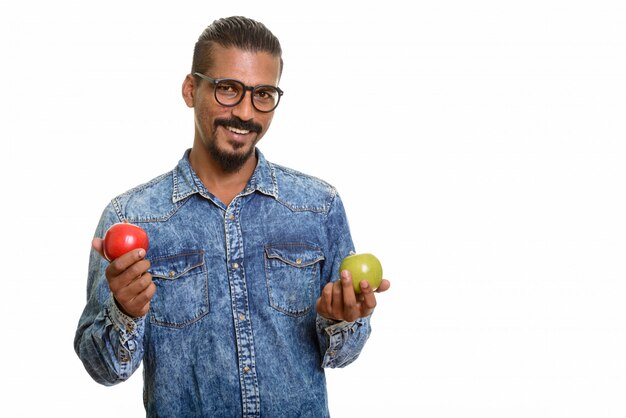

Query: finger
left=106, top=248, right=148, bottom=278
left=375, top=279, right=391, bottom=293
left=107, top=258, right=151, bottom=293
left=115, top=274, right=155, bottom=315
left=117, top=294, right=151, bottom=318
left=359, top=280, right=377, bottom=312
left=124, top=272, right=154, bottom=297
left=130, top=279, right=156, bottom=316
left=340, top=270, right=357, bottom=306
left=319, top=282, right=334, bottom=314
left=135, top=300, right=152, bottom=317
left=92, top=238, right=105, bottom=258
left=331, top=279, right=343, bottom=313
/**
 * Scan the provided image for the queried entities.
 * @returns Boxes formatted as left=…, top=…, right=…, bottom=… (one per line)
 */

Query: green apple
left=339, top=253, right=383, bottom=294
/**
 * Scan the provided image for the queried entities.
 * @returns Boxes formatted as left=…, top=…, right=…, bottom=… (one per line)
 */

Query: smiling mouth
left=226, top=126, right=251, bottom=135
left=216, top=117, right=262, bottom=136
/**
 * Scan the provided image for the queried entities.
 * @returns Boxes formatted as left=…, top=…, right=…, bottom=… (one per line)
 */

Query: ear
left=182, top=74, right=196, bottom=108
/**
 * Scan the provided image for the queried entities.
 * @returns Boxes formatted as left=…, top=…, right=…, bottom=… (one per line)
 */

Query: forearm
left=316, top=314, right=371, bottom=368
left=74, top=296, right=145, bottom=386
left=317, top=192, right=373, bottom=367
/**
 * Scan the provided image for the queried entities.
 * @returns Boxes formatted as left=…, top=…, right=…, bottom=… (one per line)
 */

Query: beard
left=205, top=117, right=263, bottom=173
left=205, top=137, right=255, bottom=173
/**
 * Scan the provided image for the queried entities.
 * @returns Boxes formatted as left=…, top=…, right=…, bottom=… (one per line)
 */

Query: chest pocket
left=264, top=244, right=325, bottom=317
left=148, top=251, right=209, bottom=328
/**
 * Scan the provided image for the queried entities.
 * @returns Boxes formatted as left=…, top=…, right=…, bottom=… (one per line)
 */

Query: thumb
left=92, top=237, right=105, bottom=259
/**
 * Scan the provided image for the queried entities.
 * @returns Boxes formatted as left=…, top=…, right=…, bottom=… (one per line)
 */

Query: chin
left=210, top=141, right=256, bottom=173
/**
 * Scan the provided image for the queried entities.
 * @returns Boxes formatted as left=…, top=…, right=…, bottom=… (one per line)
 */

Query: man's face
left=184, top=44, right=282, bottom=172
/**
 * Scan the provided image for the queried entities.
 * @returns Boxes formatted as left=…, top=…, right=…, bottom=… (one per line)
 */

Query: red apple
left=102, top=222, right=149, bottom=261
left=339, top=253, right=383, bottom=294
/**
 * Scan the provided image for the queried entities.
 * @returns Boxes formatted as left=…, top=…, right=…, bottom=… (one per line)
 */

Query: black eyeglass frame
left=193, top=72, right=284, bottom=113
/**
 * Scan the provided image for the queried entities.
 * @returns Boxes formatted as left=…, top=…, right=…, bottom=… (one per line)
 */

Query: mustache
left=215, top=117, right=262, bottom=134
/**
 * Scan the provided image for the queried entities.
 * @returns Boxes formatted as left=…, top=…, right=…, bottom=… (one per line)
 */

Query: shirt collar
left=172, top=148, right=278, bottom=203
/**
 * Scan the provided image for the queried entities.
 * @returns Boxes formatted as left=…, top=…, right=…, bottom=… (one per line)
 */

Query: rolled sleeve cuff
left=106, top=297, right=146, bottom=342
left=317, top=314, right=371, bottom=368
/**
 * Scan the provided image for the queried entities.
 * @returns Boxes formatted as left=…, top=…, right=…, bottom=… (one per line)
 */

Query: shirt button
left=239, top=314, right=245, bottom=321
left=295, top=258, right=302, bottom=265
left=168, top=270, right=176, bottom=278
left=228, top=214, right=235, bottom=220
left=232, top=263, right=239, bottom=269
left=243, top=366, right=251, bottom=373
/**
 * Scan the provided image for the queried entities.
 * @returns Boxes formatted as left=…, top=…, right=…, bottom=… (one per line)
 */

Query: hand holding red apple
left=102, top=222, right=149, bottom=262
left=316, top=253, right=390, bottom=322
left=92, top=223, right=155, bottom=318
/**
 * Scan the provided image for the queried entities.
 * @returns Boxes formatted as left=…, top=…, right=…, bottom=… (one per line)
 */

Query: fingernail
left=138, top=249, right=146, bottom=258
left=361, top=281, right=369, bottom=289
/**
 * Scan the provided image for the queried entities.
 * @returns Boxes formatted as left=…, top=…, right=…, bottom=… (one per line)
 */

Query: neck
left=188, top=145, right=257, bottom=206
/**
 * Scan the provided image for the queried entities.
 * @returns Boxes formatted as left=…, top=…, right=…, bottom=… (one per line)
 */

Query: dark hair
left=192, top=16, right=283, bottom=77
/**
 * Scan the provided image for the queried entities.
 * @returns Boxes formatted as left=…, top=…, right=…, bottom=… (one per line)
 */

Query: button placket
left=224, top=201, right=260, bottom=416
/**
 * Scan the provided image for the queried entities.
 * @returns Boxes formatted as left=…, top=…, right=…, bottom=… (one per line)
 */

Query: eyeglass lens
left=215, top=80, right=280, bottom=112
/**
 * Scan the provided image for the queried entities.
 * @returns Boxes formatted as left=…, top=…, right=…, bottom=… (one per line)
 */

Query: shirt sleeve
left=73, top=205, right=145, bottom=386
left=316, top=314, right=372, bottom=368
left=316, top=191, right=373, bottom=368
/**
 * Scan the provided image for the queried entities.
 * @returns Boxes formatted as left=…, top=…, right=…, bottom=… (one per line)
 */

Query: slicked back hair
left=192, top=16, right=283, bottom=78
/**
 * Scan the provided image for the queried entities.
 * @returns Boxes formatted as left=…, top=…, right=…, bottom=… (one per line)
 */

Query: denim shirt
left=74, top=149, right=371, bottom=417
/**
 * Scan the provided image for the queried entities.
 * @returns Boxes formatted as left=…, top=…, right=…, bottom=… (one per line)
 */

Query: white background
left=1, top=1, right=625, bottom=417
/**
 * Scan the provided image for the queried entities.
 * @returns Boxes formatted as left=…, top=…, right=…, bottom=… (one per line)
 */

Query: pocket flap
left=150, top=251, right=205, bottom=280
left=265, top=244, right=325, bottom=268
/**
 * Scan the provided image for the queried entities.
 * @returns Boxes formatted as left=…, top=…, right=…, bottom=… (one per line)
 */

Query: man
left=75, top=16, right=390, bottom=417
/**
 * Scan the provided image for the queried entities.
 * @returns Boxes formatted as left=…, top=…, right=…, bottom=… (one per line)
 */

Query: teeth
left=227, top=126, right=250, bottom=135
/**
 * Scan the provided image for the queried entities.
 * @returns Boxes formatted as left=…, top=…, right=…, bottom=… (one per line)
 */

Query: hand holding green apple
left=339, top=253, right=383, bottom=294
left=316, top=252, right=388, bottom=322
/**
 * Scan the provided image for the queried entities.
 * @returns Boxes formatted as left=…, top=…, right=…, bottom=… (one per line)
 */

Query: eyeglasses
left=193, top=72, right=284, bottom=113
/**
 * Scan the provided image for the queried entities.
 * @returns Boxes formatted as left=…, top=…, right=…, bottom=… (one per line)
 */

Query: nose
left=232, top=89, right=256, bottom=121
